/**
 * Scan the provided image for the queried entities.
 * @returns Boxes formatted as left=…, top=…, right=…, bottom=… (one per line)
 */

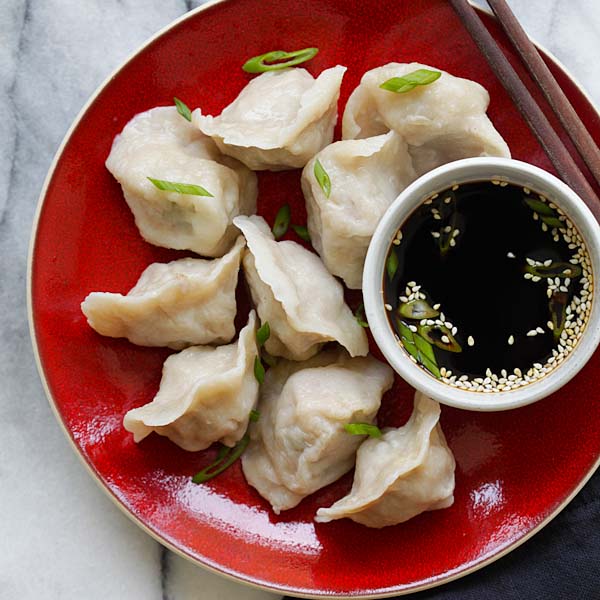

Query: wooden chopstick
left=448, top=0, right=600, bottom=222
left=487, top=0, right=600, bottom=189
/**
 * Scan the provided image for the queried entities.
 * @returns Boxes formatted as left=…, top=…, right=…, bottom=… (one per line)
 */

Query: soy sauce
left=383, top=180, right=590, bottom=387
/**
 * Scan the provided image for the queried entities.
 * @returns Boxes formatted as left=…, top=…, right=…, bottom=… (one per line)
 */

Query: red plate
left=28, top=0, right=600, bottom=597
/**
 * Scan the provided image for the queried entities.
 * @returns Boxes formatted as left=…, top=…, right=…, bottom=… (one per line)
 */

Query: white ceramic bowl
left=363, top=157, right=600, bottom=411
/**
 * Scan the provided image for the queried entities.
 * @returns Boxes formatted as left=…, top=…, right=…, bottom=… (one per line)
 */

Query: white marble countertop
left=2, top=1, right=599, bottom=598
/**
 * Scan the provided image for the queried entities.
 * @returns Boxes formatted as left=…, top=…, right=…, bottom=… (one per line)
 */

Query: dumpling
left=193, top=66, right=347, bottom=170
left=342, top=62, right=510, bottom=175
left=302, top=131, right=416, bottom=289
left=242, top=349, right=394, bottom=513
left=81, top=236, right=245, bottom=349
left=123, top=311, right=259, bottom=451
left=233, top=215, right=368, bottom=360
left=106, top=106, right=257, bottom=257
left=315, top=391, right=456, bottom=528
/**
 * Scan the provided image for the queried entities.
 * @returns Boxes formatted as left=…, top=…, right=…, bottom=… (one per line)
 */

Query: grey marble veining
left=1, top=1, right=598, bottom=598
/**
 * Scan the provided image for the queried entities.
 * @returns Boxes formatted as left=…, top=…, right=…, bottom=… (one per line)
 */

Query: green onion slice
left=379, top=69, right=441, bottom=94
left=398, top=298, right=439, bottom=320
left=256, top=322, right=271, bottom=348
left=249, top=409, right=260, bottom=423
left=292, top=224, right=311, bottom=242
left=397, top=319, right=441, bottom=378
left=354, top=302, right=369, bottom=328
left=192, top=435, right=250, bottom=484
left=386, top=250, right=399, bottom=281
left=272, top=204, right=291, bottom=239
left=147, top=177, right=213, bottom=197
left=242, top=47, right=318, bottom=73
left=524, top=197, right=555, bottom=216
left=314, top=159, right=331, bottom=198
left=254, top=356, right=265, bottom=384
left=344, top=423, right=382, bottom=438
left=173, top=97, right=192, bottom=122
left=525, top=261, right=582, bottom=280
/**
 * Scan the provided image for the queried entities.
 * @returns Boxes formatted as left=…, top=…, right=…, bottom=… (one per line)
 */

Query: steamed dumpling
left=81, top=236, right=245, bottom=349
left=123, top=311, right=259, bottom=451
left=315, top=391, right=455, bottom=528
left=106, top=106, right=257, bottom=257
left=342, top=62, right=510, bottom=174
left=242, top=349, right=394, bottom=513
left=193, top=66, right=347, bottom=170
left=302, top=131, right=417, bottom=289
left=233, top=215, right=368, bottom=360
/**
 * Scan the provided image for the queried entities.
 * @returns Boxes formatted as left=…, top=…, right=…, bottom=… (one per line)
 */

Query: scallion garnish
left=386, top=250, right=399, bottom=281
left=379, top=69, right=441, bottom=94
left=249, top=409, right=260, bottom=422
left=174, top=97, right=192, bottom=122
left=314, top=159, right=331, bottom=198
left=344, top=423, right=382, bottom=438
left=272, top=204, right=291, bottom=239
left=397, top=319, right=441, bottom=378
left=256, top=321, right=270, bottom=347
left=147, top=177, right=213, bottom=197
left=242, top=47, right=319, bottom=73
left=354, top=303, right=369, bottom=328
left=254, top=355, right=265, bottom=384
left=192, top=435, right=250, bottom=484
left=292, top=224, right=311, bottom=242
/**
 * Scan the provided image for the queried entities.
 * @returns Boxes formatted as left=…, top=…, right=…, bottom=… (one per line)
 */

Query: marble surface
left=1, top=1, right=599, bottom=598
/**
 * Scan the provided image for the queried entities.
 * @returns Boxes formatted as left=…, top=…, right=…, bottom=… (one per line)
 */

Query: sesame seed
left=384, top=303, right=392, bottom=311
left=409, top=325, right=417, bottom=333
left=450, top=238, right=456, bottom=247
left=536, top=326, right=545, bottom=334
left=544, top=259, right=552, bottom=267
left=527, top=330, right=537, bottom=337
left=441, top=335, right=450, bottom=344
left=547, top=321, right=554, bottom=330
left=444, top=196, right=452, bottom=204
left=444, top=225, right=452, bottom=233
left=500, top=181, right=508, bottom=187
left=541, top=223, right=548, bottom=232
left=400, top=296, right=408, bottom=302
left=433, top=303, right=441, bottom=310
left=492, top=180, right=500, bottom=185
left=452, top=185, right=459, bottom=191
left=452, top=326, right=458, bottom=335
left=508, top=335, right=514, bottom=345
left=392, top=239, right=401, bottom=245
left=467, top=336, right=475, bottom=346
left=433, top=214, right=441, bottom=220
left=453, top=229, right=460, bottom=238
left=532, top=276, right=541, bottom=282
left=431, top=231, right=441, bottom=238
left=523, top=187, right=530, bottom=194
left=501, top=369, right=508, bottom=378
left=408, top=281, right=416, bottom=287
left=440, top=367, right=447, bottom=377
left=524, top=273, right=533, bottom=280
left=507, top=251, right=515, bottom=258
left=526, top=258, right=535, bottom=266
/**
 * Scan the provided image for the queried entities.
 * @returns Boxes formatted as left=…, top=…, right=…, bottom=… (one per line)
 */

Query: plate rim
left=26, top=1, right=600, bottom=597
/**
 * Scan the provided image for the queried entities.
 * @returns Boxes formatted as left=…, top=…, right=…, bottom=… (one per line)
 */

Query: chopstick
left=448, top=0, right=600, bottom=222
left=487, top=0, right=600, bottom=189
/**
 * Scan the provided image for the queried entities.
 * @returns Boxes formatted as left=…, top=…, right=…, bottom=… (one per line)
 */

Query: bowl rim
left=363, top=157, right=600, bottom=412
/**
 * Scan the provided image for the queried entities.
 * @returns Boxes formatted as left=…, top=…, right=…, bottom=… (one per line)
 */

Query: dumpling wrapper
left=242, top=349, right=394, bottom=513
left=302, top=131, right=417, bottom=289
left=106, top=106, right=257, bottom=257
left=123, top=310, right=259, bottom=452
left=342, top=62, right=510, bottom=175
left=234, top=215, right=368, bottom=360
left=193, top=66, right=346, bottom=171
left=81, top=236, right=245, bottom=349
left=315, top=391, right=456, bottom=528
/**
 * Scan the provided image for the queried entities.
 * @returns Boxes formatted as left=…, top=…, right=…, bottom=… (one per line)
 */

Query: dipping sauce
left=383, top=180, right=593, bottom=393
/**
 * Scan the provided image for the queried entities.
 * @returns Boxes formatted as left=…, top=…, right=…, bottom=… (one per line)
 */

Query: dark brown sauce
left=383, top=180, right=586, bottom=381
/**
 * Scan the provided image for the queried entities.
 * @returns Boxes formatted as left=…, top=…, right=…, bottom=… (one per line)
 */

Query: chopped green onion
left=147, top=177, right=213, bottom=197
left=174, top=97, right=192, bottom=122
left=272, top=204, right=291, bottom=239
left=524, top=197, right=555, bottom=216
left=292, top=224, right=311, bottom=242
left=256, top=322, right=270, bottom=348
left=242, top=47, right=318, bottom=73
left=249, top=409, right=260, bottom=422
left=314, top=159, right=331, bottom=198
left=398, top=298, right=439, bottom=320
left=525, top=261, right=582, bottom=280
left=549, top=291, right=568, bottom=341
left=397, top=318, right=441, bottom=378
left=254, top=356, right=265, bottom=384
left=418, top=324, right=462, bottom=353
left=344, top=423, right=382, bottom=438
left=354, top=302, right=369, bottom=328
left=386, top=250, right=399, bottom=281
left=541, top=215, right=563, bottom=228
left=192, top=434, right=250, bottom=483
left=379, top=69, right=441, bottom=94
